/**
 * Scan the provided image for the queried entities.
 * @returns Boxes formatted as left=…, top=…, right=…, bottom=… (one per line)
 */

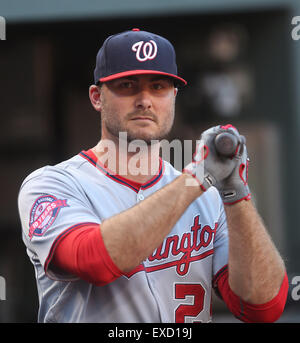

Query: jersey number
left=174, top=283, right=205, bottom=323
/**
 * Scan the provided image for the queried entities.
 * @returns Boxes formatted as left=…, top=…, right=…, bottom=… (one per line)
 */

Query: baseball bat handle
left=214, top=132, right=239, bottom=157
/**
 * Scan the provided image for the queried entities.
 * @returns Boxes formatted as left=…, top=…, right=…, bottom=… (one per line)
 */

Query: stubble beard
left=101, top=101, right=175, bottom=146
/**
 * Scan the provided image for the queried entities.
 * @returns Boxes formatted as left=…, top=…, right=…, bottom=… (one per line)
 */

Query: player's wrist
left=218, top=161, right=251, bottom=204
left=222, top=192, right=252, bottom=205
left=221, top=184, right=251, bottom=205
left=181, top=172, right=205, bottom=195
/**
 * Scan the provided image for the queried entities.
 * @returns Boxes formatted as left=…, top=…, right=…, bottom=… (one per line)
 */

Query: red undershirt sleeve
left=213, top=264, right=289, bottom=323
left=51, top=223, right=123, bottom=286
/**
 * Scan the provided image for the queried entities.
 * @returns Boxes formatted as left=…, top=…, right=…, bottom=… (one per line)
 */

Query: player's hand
left=183, top=124, right=251, bottom=204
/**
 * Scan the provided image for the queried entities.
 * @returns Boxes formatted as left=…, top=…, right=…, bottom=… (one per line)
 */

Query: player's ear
left=89, top=84, right=102, bottom=112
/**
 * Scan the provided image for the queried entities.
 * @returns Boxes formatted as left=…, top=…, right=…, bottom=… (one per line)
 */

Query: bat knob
left=214, top=132, right=238, bottom=157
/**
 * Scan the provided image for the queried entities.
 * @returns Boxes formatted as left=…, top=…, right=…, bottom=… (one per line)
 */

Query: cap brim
left=99, top=70, right=187, bottom=86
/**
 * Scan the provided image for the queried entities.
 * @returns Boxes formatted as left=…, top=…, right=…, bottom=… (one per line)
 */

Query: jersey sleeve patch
left=28, top=194, right=69, bottom=239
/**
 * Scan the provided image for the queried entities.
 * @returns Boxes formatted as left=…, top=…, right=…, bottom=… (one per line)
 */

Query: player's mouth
left=131, top=116, right=155, bottom=122
left=128, top=111, right=157, bottom=123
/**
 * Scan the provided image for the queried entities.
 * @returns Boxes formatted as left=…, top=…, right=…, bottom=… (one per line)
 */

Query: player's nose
left=134, top=89, right=152, bottom=110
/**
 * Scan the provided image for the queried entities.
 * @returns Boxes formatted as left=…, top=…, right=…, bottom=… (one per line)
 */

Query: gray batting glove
left=218, top=137, right=251, bottom=205
left=183, top=124, right=251, bottom=204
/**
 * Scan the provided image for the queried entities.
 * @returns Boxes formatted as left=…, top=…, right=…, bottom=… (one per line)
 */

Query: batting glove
left=183, top=124, right=251, bottom=205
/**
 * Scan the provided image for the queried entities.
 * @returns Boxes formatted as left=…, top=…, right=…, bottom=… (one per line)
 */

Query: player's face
left=98, top=75, right=177, bottom=145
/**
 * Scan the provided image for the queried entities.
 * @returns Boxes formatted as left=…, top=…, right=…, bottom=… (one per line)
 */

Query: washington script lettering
left=125, top=215, right=218, bottom=277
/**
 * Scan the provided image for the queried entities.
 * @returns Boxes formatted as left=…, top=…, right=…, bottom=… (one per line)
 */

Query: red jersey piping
left=79, top=149, right=164, bottom=193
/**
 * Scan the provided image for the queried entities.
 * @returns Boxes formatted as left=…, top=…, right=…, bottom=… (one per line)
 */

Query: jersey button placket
left=137, top=191, right=145, bottom=202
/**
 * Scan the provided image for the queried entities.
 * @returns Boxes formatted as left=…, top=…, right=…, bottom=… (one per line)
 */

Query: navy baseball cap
left=93, top=28, right=187, bottom=87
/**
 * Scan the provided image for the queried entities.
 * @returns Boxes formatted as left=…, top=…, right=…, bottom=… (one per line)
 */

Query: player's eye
left=152, top=83, right=164, bottom=90
left=151, top=79, right=173, bottom=91
left=119, top=81, right=135, bottom=89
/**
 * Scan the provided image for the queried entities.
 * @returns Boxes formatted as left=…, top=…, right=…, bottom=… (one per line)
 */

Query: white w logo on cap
left=132, top=40, right=158, bottom=62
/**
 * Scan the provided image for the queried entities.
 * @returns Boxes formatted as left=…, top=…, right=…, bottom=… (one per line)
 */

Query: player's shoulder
left=20, top=153, right=84, bottom=190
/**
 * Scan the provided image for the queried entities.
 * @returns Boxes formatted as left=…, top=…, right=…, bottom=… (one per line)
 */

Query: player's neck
left=92, top=138, right=161, bottom=184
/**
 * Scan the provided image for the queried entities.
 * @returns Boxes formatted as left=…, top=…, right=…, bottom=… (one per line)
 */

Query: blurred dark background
left=0, top=0, right=300, bottom=322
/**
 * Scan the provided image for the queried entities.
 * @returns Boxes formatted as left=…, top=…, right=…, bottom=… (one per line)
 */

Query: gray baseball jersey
left=18, top=149, right=229, bottom=323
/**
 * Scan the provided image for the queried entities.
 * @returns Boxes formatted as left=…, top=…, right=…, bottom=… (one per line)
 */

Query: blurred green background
left=0, top=0, right=299, bottom=322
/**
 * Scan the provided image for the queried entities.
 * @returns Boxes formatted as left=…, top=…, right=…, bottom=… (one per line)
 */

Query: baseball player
left=18, top=29, right=288, bottom=323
